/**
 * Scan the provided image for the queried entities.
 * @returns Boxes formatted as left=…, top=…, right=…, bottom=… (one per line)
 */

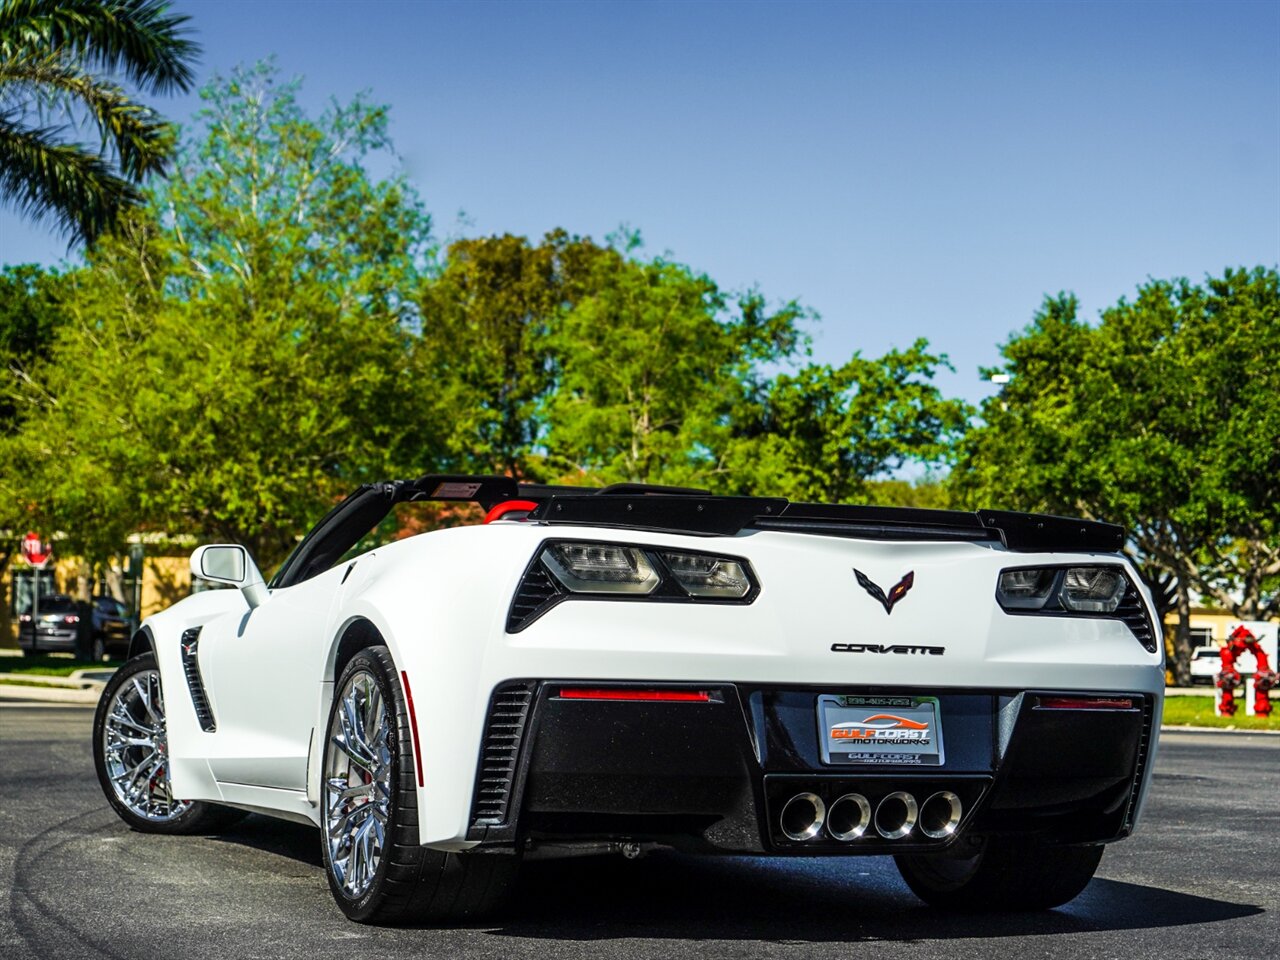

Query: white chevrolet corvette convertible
left=92, top=475, right=1163, bottom=923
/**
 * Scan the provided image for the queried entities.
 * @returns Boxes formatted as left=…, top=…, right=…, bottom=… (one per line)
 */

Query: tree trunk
left=1171, top=581, right=1194, bottom=687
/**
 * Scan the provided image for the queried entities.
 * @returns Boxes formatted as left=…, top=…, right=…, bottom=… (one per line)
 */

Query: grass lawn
left=0, top=651, right=123, bottom=676
left=1162, top=695, right=1278, bottom=731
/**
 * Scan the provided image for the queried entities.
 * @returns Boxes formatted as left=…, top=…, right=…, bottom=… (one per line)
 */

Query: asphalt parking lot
left=2, top=704, right=1276, bottom=960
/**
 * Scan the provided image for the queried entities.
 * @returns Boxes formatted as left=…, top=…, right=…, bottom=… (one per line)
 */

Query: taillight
left=64, top=615, right=80, bottom=624
left=508, top=539, right=761, bottom=632
left=995, top=564, right=1157, bottom=653
left=997, top=565, right=1126, bottom=613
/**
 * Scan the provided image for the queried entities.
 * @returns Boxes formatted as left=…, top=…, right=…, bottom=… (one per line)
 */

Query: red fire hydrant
left=1215, top=626, right=1274, bottom=718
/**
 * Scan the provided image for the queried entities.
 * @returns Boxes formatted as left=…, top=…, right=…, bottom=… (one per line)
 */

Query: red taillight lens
left=18, top=614, right=31, bottom=622
left=558, top=688, right=711, bottom=703
left=64, top=615, right=80, bottom=624
left=1037, top=696, right=1135, bottom=711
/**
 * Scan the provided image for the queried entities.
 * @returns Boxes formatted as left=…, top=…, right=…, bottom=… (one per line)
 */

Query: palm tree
left=0, top=0, right=198, bottom=245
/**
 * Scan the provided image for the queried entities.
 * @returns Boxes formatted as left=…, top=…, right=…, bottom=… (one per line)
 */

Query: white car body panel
left=145, top=519, right=1165, bottom=849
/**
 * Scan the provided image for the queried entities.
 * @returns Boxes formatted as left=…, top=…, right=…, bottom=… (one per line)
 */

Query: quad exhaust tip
left=780, top=788, right=963, bottom=842
left=780, top=792, right=826, bottom=841
left=874, top=791, right=919, bottom=840
left=919, top=790, right=963, bottom=839
left=826, top=793, right=872, bottom=841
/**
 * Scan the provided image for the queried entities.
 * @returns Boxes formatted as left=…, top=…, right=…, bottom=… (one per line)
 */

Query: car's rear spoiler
left=401, top=474, right=1124, bottom=554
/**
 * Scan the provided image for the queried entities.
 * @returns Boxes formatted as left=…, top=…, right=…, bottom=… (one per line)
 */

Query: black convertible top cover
left=406, top=474, right=1125, bottom=554
left=271, top=473, right=1123, bottom=589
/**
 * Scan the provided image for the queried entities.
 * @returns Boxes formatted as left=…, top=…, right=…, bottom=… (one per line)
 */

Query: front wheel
left=321, top=646, right=518, bottom=924
left=895, top=838, right=1104, bottom=910
left=92, top=653, right=244, bottom=834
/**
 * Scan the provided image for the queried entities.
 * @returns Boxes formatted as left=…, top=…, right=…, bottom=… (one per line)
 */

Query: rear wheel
left=321, top=646, right=518, bottom=924
left=895, top=838, right=1104, bottom=910
left=93, top=653, right=245, bottom=834
left=91, top=634, right=107, bottom=663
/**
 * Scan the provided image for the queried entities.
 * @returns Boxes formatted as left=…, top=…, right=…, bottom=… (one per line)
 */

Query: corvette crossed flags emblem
left=853, top=569, right=915, bottom=615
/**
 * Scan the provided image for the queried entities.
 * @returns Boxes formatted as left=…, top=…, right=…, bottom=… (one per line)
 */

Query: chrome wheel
left=324, top=669, right=392, bottom=899
left=100, top=669, right=192, bottom=821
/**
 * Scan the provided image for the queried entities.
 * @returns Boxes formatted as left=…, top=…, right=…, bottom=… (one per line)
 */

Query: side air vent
left=1116, top=582, right=1158, bottom=653
left=506, top=560, right=563, bottom=632
left=1122, top=695, right=1155, bottom=830
left=469, top=683, right=535, bottom=827
left=180, top=627, right=216, bottom=732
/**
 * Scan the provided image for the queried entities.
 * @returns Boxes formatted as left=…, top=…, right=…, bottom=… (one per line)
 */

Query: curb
left=1160, top=724, right=1280, bottom=736
left=0, top=668, right=111, bottom=704
left=0, top=671, right=107, bottom=689
left=0, top=682, right=102, bottom=704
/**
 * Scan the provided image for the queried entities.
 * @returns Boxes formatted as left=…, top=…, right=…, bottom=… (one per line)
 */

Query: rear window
left=39, top=596, right=79, bottom=613
left=1192, top=649, right=1219, bottom=660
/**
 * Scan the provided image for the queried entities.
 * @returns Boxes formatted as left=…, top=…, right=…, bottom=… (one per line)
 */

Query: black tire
left=91, top=634, right=107, bottom=663
left=322, top=646, right=519, bottom=925
left=93, top=653, right=246, bottom=835
left=895, top=838, right=1104, bottom=911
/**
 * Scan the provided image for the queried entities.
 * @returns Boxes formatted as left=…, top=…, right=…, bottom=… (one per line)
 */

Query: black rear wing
left=404, top=474, right=1124, bottom=554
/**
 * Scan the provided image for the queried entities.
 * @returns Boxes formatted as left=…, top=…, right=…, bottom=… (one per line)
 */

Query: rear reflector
left=558, top=688, right=711, bottom=703
left=400, top=671, right=425, bottom=787
left=1037, top=696, right=1136, bottom=711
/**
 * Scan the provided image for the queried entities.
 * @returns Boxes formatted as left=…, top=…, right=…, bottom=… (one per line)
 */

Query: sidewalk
left=0, top=668, right=109, bottom=705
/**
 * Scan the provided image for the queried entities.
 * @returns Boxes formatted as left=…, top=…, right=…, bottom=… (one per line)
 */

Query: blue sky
left=2, top=0, right=1277, bottom=405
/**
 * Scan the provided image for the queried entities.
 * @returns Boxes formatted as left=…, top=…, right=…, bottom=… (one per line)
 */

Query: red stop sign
left=21, top=532, right=51, bottom=567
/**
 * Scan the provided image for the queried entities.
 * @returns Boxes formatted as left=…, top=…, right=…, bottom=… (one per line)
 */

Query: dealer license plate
left=817, top=695, right=945, bottom=766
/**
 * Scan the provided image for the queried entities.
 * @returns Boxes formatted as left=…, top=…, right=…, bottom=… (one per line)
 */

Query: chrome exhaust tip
left=919, top=790, right=963, bottom=839
left=780, top=792, right=826, bottom=842
left=874, top=791, right=918, bottom=840
left=826, top=793, right=872, bottom=841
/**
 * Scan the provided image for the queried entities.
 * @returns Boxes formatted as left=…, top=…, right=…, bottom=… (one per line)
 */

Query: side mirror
left=190, top=544, right=269, bottom=609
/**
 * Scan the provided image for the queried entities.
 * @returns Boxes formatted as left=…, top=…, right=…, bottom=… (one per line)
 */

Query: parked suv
left=17, top=594, right=88, bottom=656
left=17, top=594, right=132, bottom=661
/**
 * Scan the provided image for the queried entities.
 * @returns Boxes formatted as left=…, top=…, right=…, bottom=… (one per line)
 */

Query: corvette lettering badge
left=853, top=568, right=914, bottom=614
left=831, top=643, right=945, bottom=655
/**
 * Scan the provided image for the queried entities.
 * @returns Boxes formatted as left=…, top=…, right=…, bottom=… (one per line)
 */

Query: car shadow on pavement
left=486, top=852, right=1263, bottom=944
left=210, top=817, right=1262, bottom=943
left=211, top=815, right=324, bottom=867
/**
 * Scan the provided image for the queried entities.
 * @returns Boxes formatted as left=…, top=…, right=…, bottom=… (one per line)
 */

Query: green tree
left=542, top=250, right=807, bottom=488
left=0, top=262, right=66, bottom=590
left=951, top=269, right=1280, bottom=681
left=3, top=64, right=434, bottom=567
left=0, top=262, right=65, bottom=430
left=0, top=0, right=198, bottom=244
left=420, top=230, right=963, bottom=497
left=721, top=340, right=971, bottom=502
left=416, top=230, right=608, bottom=479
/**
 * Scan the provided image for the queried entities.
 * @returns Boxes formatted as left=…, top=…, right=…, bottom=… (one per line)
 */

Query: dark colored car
left=17, top=594, right=88, bottom=655
left=90, top=595, right=132, bottom=660
left=17, top=594, right=132, bottom=661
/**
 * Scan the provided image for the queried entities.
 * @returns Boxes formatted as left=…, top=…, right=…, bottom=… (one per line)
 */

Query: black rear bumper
left=466, top=682, right=1153, bottom=855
